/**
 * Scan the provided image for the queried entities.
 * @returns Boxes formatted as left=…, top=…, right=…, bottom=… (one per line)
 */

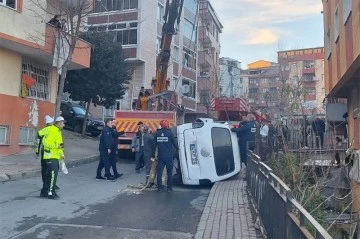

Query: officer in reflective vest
left=41, top=116, right=65, bottom=199
left=37, top=115, right=57, bottom=196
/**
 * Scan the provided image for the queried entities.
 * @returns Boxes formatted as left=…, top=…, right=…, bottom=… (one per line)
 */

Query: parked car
left=60, top=101, right=104, bottom=136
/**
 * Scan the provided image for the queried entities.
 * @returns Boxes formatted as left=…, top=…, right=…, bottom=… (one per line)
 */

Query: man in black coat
left=96, top=118, right=116, bottom=181
left=312, top=118, right=326, bottom=148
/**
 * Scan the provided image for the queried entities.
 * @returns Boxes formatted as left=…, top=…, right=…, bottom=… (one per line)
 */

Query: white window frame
left=0, top=0, right=17, bottom=9
left=343, top=0, right=352, bottom=25
left=157, top=3, right=164, bottom=23
left=0, top=125, right=10, bottom=145
left=334, top=6, right=339, bottom=43
left=22, top=59, right=51, bottom=101
left=18, top=127, right=35, bottom=145
left=182, top=78, right=196, bottom=99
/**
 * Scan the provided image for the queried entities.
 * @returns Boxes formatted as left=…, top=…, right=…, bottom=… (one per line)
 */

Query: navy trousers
left=157, top=158, right=173, bottom=190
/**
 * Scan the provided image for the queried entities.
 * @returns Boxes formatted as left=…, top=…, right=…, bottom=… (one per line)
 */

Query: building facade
left=278, top=47, right=325, bottom=115
left=219, top=57, right=247, bottom=98
left=87, top=0, right=199, bottom=115
left=0, top=0, right=91, bottom=155
left=322, top=0, right=360, bottom=149
left=247, top=60, right=280, bottom=114
left=194, top=0, right=223, bottom=119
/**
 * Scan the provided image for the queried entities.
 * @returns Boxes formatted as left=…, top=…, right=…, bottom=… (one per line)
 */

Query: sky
left=209, top=0, right=324, bottom=68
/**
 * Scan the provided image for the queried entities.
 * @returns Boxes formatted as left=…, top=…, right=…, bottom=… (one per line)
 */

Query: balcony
left=198, top=26, right=212, bottom=46
left=303, top=67, right=315, bottom=74
left=302, top=73, right=317, bottom=82
left=0, top=24, right=91, bottom=70
left=198, top=51, right=212, bottom=67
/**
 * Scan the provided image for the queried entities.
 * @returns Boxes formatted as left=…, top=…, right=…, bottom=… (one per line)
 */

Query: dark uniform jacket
left=231, top=120, right=257, bottom=149
left=99, top=126, right=114, bottom=151
left=143, top=132, right=154, bottom=158
left=111, top=127, right=125, bottom=150
left=152, top=128, right=179, bottom=160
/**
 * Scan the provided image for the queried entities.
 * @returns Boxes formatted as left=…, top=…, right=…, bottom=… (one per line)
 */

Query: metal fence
left=247, top=153, right=333, bottom=239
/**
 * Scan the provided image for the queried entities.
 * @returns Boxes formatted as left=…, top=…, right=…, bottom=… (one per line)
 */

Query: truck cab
left=176, top=118, right=241, bottom=185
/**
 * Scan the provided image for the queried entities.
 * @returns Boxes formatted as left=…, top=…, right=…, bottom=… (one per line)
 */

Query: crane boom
left=152, top=0, right=184, bottom=95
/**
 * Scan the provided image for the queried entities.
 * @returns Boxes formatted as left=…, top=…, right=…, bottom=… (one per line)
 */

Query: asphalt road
left=0, top=159, right=211, bottom=239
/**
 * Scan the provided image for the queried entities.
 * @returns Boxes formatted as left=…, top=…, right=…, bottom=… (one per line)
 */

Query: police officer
left=41, top=116, right=65, bottom=199
left=231, top=113, right=257, bottom=166
left=37, top=115, right=57, bottom=196
left=96, top=118, right=116, bottom=182
left=152, top=120, right=179, bottom=192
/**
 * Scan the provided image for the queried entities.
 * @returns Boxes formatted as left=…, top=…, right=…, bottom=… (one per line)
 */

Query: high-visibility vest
left=42, top=125, right=64, bottom=160
left=36, top=125, right=52, bottom=154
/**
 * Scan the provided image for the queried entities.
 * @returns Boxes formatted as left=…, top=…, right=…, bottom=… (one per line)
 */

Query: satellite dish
left=181, top=85, right=190, bottom=94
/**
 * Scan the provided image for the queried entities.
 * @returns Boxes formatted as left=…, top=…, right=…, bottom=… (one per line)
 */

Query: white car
left=175, top=118, right=241, bottom=185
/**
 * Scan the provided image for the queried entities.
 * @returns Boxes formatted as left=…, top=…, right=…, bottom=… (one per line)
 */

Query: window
left=106, top=22, right=137, bottom=45
left=19, top=127, right=35, bottom=145
left=184, top=0, right=197, bottom=15
left=303, top=60, right=315, bottom=69
left=334, top=6, right=339, bottom=42
left=304, top=100, right=317, bottom=110
left=343, top=0, right=352, bottom=24
left=182, top=78, right=196, bottom=99
left=156, top=38, right=161, bottom=54
left=183, top=47, right=197, bottom=71
left=305, top=87, right=316, bottom=94
left=94, top=0, right=138, bottom=13
left=157, top=4, right=164, bottom=22
left=0, top=125, right=10, bottom=145
left=249, top=79, right=257, bottom=84
left=200, top=91, right=210, bottom=104
left=261, top=78, right=267, bottom=83
left=0, top=0, right=16, bottom=9
left=262, top=88, right=268, bottom=93
left=173, top=46, right=179, bottom=62
left=173, top=76, right=178, bottom=90
left=326, top=26, right=331, bottom=58
left=239, top=78, right=243, bottom=84
left=211, top=128, right=235, bottom=176
left=22, top=59, right=50, bottom=100
left=183, top=19, right=196, bottom=42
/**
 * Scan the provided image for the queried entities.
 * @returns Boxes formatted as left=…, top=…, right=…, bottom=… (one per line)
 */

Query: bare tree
left=29, top=0, right=93, bottom=117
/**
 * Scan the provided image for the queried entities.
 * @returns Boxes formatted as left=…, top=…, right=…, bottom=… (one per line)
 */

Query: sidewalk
left=0, top=130, right=100, bottom=182
left=195, top=172, right=262, bottom=239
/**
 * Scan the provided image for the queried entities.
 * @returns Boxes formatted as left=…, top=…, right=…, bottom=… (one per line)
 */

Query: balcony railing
left=198, top=51, right=212, bottom=67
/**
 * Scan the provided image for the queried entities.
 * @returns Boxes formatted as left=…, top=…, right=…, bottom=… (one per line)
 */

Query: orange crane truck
left=114, top=0, right=184, bottom=156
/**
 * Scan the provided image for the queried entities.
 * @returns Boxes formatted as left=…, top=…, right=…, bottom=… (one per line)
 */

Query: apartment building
left=87, top=0, right=199, bottom=115
left=247, top=60, right=280, bottom=114
left=0, top=0, right=91, bottom=155
left=278, top=47, right=325, bottom=115
left=219, top=57, right=248, bottom=98
left=194, top=0, right=223, bottom=120
left=322, top=0, right=360, bottom=149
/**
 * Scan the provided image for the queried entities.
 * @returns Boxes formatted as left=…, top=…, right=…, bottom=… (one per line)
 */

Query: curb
left=194, top=182, right=219, bottom=239
left=1, top=154, right=99, bottom=183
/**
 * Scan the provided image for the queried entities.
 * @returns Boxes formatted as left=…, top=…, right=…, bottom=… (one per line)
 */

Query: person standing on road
left=152, top=120, right=179, bottom=192
left=231, top=113, right=257, bottom=166
left=132, top=122, right=145, bottom=173
left=37, top=115, right=60, bottom=196
left=142, top=126, right=154, bottom=184
left=41, top=116, right=65, bottom=199
left=96, top=119, right=116, bottom=182
left=109, top=119, right=125, bottom=179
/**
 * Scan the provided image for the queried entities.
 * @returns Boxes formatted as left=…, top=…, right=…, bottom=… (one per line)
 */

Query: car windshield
left=72, top=106, right=90, bottom=116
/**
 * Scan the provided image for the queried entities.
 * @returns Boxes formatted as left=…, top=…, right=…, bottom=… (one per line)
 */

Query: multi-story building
left=278, top=47, right=325, bottom=115
left=87, top=0, right=199, bottom=116
left=247, top=60, right=280, bottom=114
left=0, top=1, right=91, bottom=155
left=194, top=0, right=222, bottom=120
left=322, top=0, right=360, bottom=149
left=219, top=57, right=248, bottom=98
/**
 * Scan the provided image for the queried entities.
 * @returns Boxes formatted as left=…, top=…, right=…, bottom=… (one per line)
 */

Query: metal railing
left=247, top=153, right=333, bottom=239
